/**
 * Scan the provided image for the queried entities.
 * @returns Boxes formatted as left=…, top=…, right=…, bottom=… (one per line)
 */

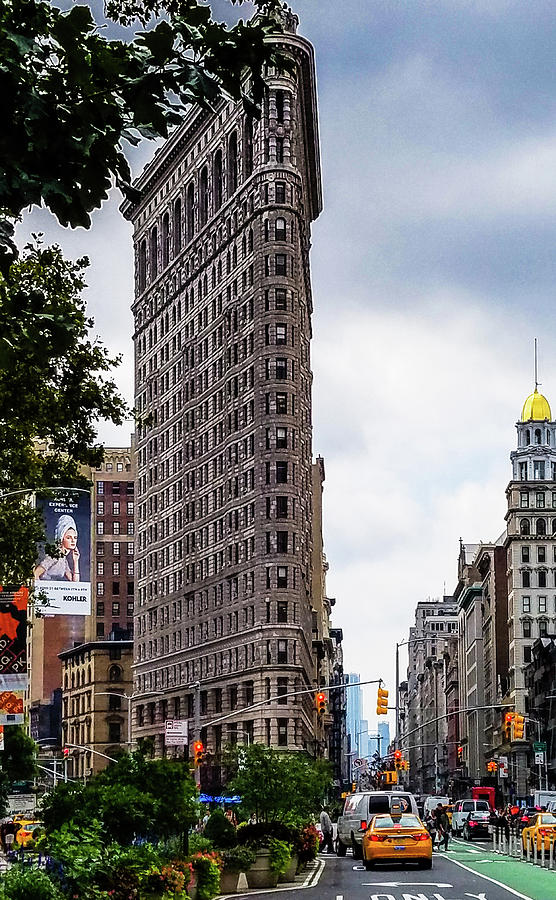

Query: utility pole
left=193, top=681, right=201, bottom=788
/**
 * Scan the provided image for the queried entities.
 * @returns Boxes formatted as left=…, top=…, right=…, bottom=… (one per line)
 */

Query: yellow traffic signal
left=376, top=686, right=389, bottom=715
left=512, top=714, right=525, bottom=740
left=503, top=712, right=514, bottom=741
left=403, top=759, right=410, bottom=772
left=384, top=770, right=398, bottom=785
left=487, top=760, right=498, bottom=773
left=193, top=740, right=204, bottom=767
left=315, top=691, right=327, bottom=718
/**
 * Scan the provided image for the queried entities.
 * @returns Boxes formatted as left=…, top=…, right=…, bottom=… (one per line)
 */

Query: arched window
left=173, top=197, right=182, bottom=255
left=109, top=664, right=122, bottom=683
left=138, top=239, right=147, bottom=293
left=520, top=519, right=530, bottom=535
left=199, top=166, right=209, bottom=226
left=538, top=570, right=547, bottom=587
left=150, top=226, right=158, bottom=279
left=552, top=518, right=556, bottom=534
left=186, top=182, right=195, bottom=241
left=275, top=217, right=287, bottom=241
left=88, top=666, right=92, bottom=684
left=537, top=518, right=546, bottom=536
left=161, top=212, right=170, bottom=268
left=228, top=130, right=238, bottom=194
left=535, top=428, right=542, bottom=445
left=213, top=149, right=223, bottom=210
left=244, top=116, right=253, bottom=176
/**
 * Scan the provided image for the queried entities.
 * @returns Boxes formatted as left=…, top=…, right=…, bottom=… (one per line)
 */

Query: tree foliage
left=0, top=0, right=285, bottom=228
left=0, top=240, right=127, bottom=585
left=226, top=744, right=332, bottom=824
left=40, top=750, right=199, bottom=843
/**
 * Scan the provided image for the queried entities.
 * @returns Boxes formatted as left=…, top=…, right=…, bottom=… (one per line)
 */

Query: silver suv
left=336, top=791, right=419, bottom=857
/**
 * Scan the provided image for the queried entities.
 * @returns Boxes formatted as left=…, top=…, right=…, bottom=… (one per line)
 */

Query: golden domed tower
left=505, top=379, right=556, bottom=796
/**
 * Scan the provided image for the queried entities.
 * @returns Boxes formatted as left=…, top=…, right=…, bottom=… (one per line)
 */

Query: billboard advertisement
left=34, top=491, right=91, bottom=615
left=0, top=586, right=28, bottom=724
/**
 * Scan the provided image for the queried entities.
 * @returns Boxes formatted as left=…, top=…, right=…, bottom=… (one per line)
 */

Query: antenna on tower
left=535, top=337, right=540, bottom=391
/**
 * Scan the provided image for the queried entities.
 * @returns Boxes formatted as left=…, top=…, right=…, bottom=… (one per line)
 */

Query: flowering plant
left=143, top=863, right=187, bottom=898
left=297, top=824, right=320, bottom=864
left=190, top=851, right=223, bottom=899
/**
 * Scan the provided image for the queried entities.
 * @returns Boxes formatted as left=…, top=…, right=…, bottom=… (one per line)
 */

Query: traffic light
left=315, top=691, right=327, bottom=718
left=402, top=759, right=410, bottom=772
left=376, top=686, right=389, bottom=715
left=384, top=770, right=398, bottom=785
left=487, top=760, right=498, bottom=773
left=192, top=740, right=204, bottom=767
left=457, top=745, right=463, bottom=764
left=512, top=713, right=525, bottom=740
left=394, top=749, right=402, bottom=770
left=503, top=712, right=514, bottom=741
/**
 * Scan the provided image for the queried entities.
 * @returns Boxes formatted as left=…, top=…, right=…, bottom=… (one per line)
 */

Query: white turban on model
left=55, top=514, right=77, bottom=544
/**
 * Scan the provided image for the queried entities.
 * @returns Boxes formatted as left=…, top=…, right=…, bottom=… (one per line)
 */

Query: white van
left=423, top=796, right=450, bottom=819
left=451, top=799, right=490, bottom=835
left=336, top=790, right=419, bottom=857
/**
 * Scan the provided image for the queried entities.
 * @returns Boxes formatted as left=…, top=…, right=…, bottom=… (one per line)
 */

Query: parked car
left=462, top=809, right=491, bottom=841
left=14, top=821, right=43, bottom=848
left=451, top=799, right=490, bottom=836
left=362, top=813, right=432, bottom=870
left=521, top=812, right=556, bottom=853
left=337, top=791, right=419, bottom=858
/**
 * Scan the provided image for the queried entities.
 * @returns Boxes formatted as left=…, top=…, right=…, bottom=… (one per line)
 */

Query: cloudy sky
left=17, top=0, right=556, bottom=732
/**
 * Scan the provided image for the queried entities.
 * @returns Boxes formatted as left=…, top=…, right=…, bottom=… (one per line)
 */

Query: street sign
left=164, top=719, right=188, bottom=746
left=353, top=758, right=363, bottom=767
left=535, top=751, right=545, bottom=765
left=499, top=755, right=508, bottom=778
left=533, top=741, right=547, bottom=752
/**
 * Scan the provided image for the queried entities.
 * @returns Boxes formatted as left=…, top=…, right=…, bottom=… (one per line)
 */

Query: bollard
left=541, top=838, right=545, bottom=868
left=527, top=834, right=531, bottom=863
left=493, top=826, right=498, bottom=853
left=534, top=836, right=538, bottom=866
left=550, top=837, right=555, bottom=871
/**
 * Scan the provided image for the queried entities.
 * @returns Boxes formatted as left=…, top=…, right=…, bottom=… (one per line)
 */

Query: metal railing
left=490, top=824, right=556, bottom=870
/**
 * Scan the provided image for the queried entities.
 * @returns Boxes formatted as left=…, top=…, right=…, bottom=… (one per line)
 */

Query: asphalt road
left=231, top=839, right=556, bottom=900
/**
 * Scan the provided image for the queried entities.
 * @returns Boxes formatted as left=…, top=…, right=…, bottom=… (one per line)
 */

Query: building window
left=228, top=130, right=238, bottom=194
left=97, top=501, right=104, bottom=515
left=520, top=519, right=530, bottom=535
left=523, top=620, right=531, bottom=637
left=113, top=521, right=120, bottom=535
left=276, top=496, right=288, bottom=518
left=113, top=561, right=120, bottom=576
left=537, top=491, right=546, bottom=508
left=522, top=596, right=531, bottom=613
left=96, top=622, right=104, bottom=637
left=534, top=461, right=546, bottom=480
left=97, top=542, right=104, bottom=556
left=277, top=601, right=288, bottom=623
left=96, top=602, right=105, bottom=617
left=275, top=254, right=287, bottom=276
left=519, top=462, right=527, bottom=480
left=538, top=546, right=546, bottom=562
left=113, top=582, right=120, bottom=595
left=97, top=521, right=104, bottom=535
left=97, top=582, right=105, bottom=596
left=275, top=182, right=286, bottom=204
left=539, top=596, right=547, bottom=613
left=523, top=646, right=532, bottom=664
left=109, top=665, right=122, bottom=682
left=97, top=561, right=104, bottom=576
left=173, top=197, right=182, bottom=255
left=127, top=521, right=135, bottom=535
left=150, top=226, right=158, bottom=279
left=199, top=165, right=209, bottom=226
left=520, top=491, right=529, bottom=508
left=276, top=393, right=287, bottom=414
left=113, top=542, right=120, bottom=555
left=277, top=718, right=288, bottom=746
left=276, top=427, right=287, bottom=449
left=276, top=324, right=287, bottom=345
left=112, top=601, right=120, bottom=616
left=275, top=218, right=286, bottom=241
left=108, top=722, right=121, bottom=743
left=277, top=566, right=288, bottom=588
left=127, top=502, right=134, bottom=515
left=540, top=620, right=548, bottom=637
left=276, top=358, right=287, bottom=379
left=277, top=677, right=288, bottom=704
left=522, top=571, right=530, bottom=587
left=127, top=582, right=133, bottom=596
left=109, top=694, right=122, bottom=711
left=127, top=562, right=134, bottom=576
left=277, top=640, right=287, bottom=664
left=537, top=518, right=547, bottom=536
left=113, top=501, right=120, bottom=515
left=276, top=531, right=288, bottom=553
left=521, top=546, right=530, bottom=562
left=275, top=288, right=287, bottom=310
left=127, top=601, right=134, bottom=616
left=276, top=461, right=288, bottom=484
left=539, top=571, right=547, bottom=588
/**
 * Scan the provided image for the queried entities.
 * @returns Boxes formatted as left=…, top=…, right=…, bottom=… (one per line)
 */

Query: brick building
left=122, top=9, right=323, bottom=757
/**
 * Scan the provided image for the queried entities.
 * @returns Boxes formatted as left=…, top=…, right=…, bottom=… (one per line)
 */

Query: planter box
left=278, top=853, right=298, bottom=883
left=245, top=849, right=279, bottom=889
left=219, top=870, right=241, bottom=894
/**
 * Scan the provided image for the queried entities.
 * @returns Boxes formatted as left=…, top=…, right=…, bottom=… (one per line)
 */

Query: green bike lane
left=443, top=838, right=556, bottom=900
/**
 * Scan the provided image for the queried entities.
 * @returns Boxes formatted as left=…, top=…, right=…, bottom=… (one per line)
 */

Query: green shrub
left=236, top=820, right=294, bottom=848
left=191, top=852, right=222, bottom=900
left=0, top=866, right=62, bottom=900
left=188, top=832, right=213, bottom=854
left=220, top=845, right=256, bottom=873
left=203, top=809, right=237, bottom=849
left=268, top=838, right=292, bottom=876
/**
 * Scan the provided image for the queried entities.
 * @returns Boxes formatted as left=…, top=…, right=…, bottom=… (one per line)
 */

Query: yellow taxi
left=521, top=812, right=556, bottom=853
left=362, top=813, right=432, bottom=870
left=14, top=820, right=43, bottom=848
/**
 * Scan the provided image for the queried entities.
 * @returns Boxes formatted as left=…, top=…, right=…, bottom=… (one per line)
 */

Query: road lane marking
left=443, top=853, right=535, bottom=900
left=451, top=839, right=481, bottom=854
left=363, top=883, right=453, bottom=888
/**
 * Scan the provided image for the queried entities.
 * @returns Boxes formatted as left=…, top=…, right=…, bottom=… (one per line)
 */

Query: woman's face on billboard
left=61, top=528, right=77, bottom=551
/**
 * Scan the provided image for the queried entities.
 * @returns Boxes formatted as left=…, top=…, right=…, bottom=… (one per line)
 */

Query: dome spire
left=534, top=336, right=539, bottom=392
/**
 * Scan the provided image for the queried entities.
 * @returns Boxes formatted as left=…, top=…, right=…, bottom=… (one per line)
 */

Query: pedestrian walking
left=434, top=803, right=450, bottom=851
left=319, top=806, right=334, bottom=853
